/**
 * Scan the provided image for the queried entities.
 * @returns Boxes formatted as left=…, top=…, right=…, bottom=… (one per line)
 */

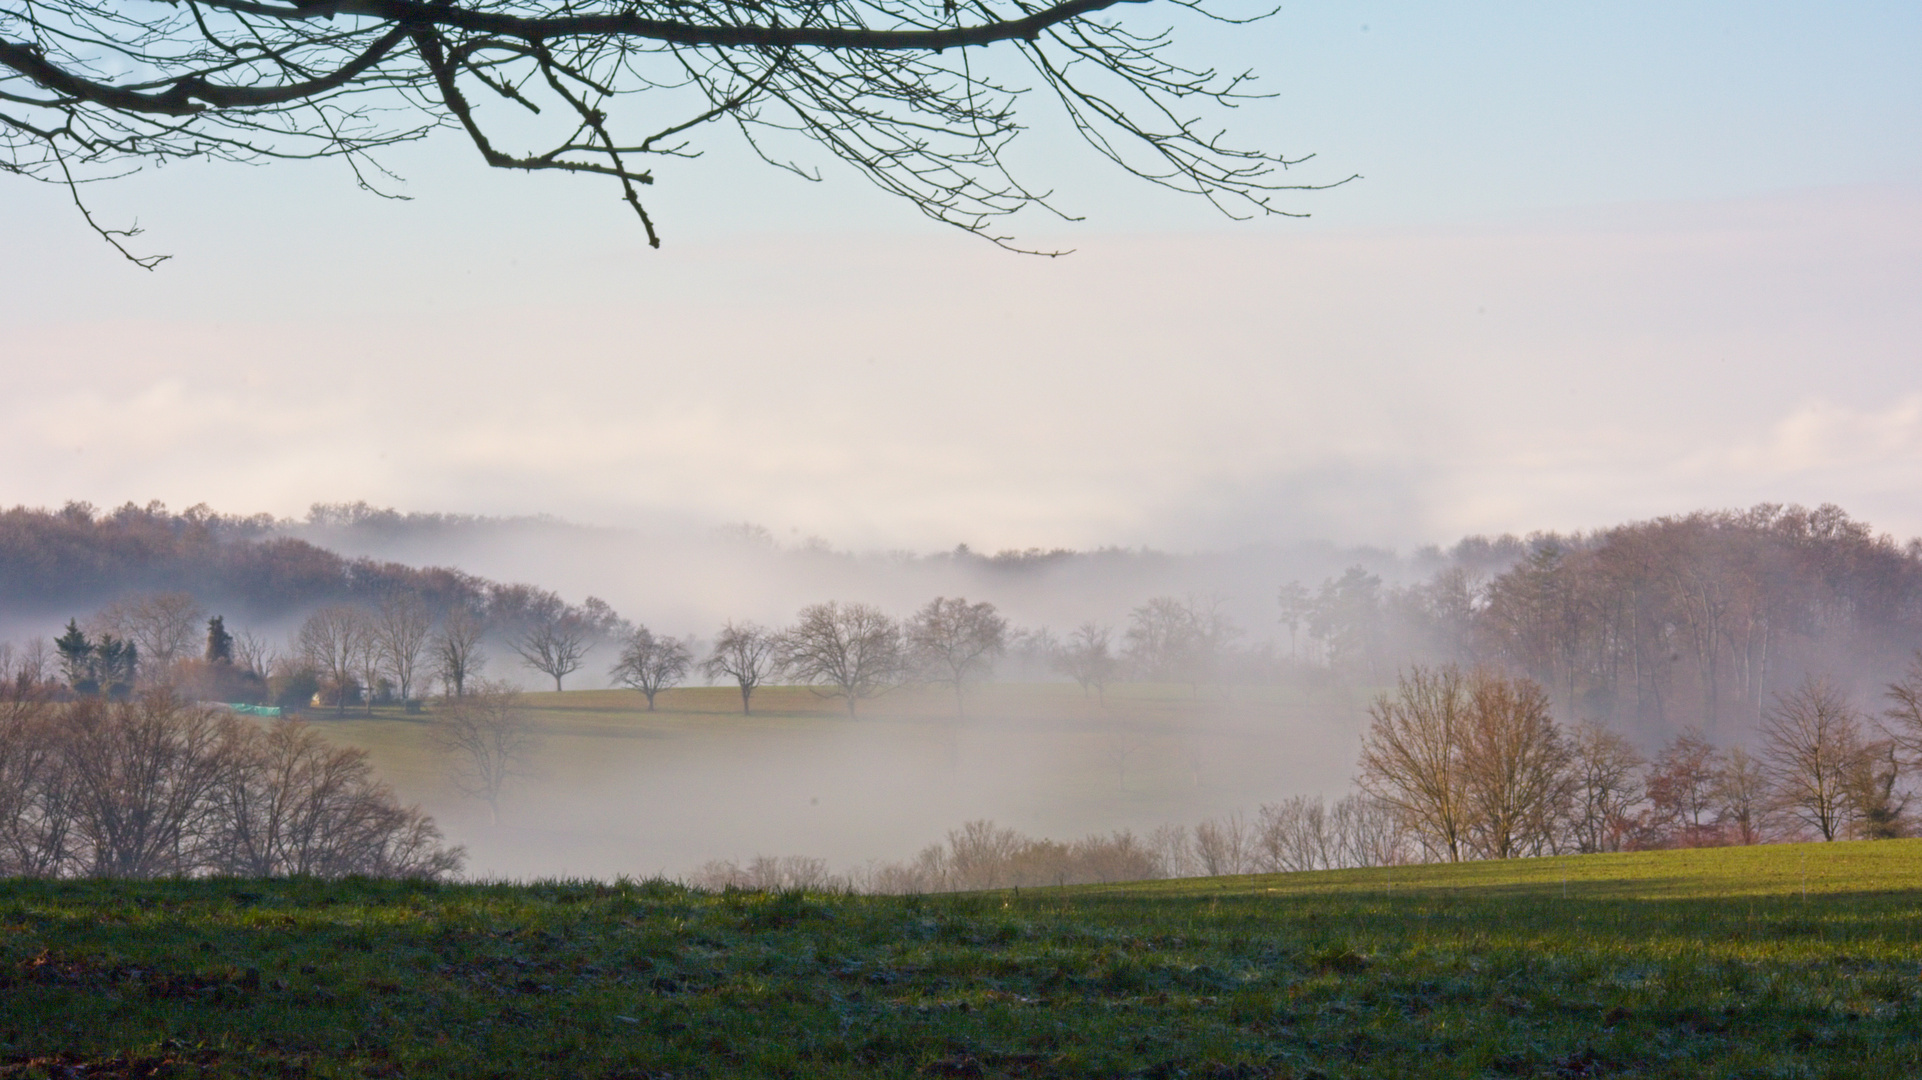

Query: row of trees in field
left=628, top=597, right=1011, bottom=718
left=0, top=670, right=462, bottom=880
left=1354, top=662, right=1922, bottom=861
left=30, top=587, right=1194, bottom=719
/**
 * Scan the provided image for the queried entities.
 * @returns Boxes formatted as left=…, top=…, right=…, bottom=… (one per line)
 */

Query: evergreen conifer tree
left=53, top=619, right=95, bottom=694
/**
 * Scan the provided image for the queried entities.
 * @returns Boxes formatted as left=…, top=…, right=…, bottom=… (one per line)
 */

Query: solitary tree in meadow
left=1054, top=622, right=1117, bottom=704
left=610, top=626, right=692, bottom=710
left=511, top=599, right=598, bottom=692
left=703, top=622, right=778, bottom=715
left=430, top=681, right=540, bottom=825
left=906, top=597, right=1007, bottom=718
left=778, top=602, right=906, bottom=718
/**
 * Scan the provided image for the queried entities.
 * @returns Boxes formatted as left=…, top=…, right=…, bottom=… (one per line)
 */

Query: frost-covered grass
left=4, top=840, right=1922, bottom=1077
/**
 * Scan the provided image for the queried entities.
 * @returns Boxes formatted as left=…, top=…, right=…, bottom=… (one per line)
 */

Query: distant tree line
left=0, top=500, right=489, bottom=616
left=1280, top=505, right=1922, bottom=743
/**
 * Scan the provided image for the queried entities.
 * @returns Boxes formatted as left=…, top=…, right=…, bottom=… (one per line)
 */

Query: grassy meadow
left=299, top=682, right=1369, bottom=880
left=5, top=841, right=1922, bottom=1077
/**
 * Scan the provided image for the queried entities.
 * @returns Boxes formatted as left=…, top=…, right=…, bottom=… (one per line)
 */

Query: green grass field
left=6, top=841, right=1922, bottom=1077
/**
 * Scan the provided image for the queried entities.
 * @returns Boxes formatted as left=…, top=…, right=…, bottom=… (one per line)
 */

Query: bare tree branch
left=2, top=0, right=1342, bottom=258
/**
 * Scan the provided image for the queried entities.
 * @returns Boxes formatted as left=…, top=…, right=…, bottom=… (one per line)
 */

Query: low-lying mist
left=7, top=498, right=1922, bottom=883
left=326, top=685, right=1366, bottom=882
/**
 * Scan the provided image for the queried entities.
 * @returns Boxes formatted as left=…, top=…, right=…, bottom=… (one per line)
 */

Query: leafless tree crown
left=777, top=600, right=905, bottom=717
left=296, top=604, right=373, bottom=714
left=610, top=624, right=692, bottom=709
left=510, top=597, right=601, bottom=691
left=1054, top=621, right=1116, bottom=702
left=0, top=687, right=460, bottom=878
left=1, top=0, right=1341, bottom=263
left=702, top=620, right=777, bottom=715
left=430, top=679, right=540, bottom=823
left=906, top=596, right=1006, bottom=716
left=91, top=592, right=205, bottom=678
left=432, top=605, right=489, bottom=698
left=374, top=593, right=435, bottom=702
left=1760, top=677, right=1864, bottom=842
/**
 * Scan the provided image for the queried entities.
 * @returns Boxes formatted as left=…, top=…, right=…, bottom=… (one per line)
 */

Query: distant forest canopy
left=1319, top=504, right=1922, bottom=745
left=2, top=499, right=1920, bottom=743
left=0, top=500, right=502, bottom=619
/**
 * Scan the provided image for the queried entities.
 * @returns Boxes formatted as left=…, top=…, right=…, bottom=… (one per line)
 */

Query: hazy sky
left=5, top=1, right=1920, bottom=552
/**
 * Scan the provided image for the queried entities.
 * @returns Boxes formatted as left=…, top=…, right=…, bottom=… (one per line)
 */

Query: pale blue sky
left=4, top=2, right=1920, bottom=550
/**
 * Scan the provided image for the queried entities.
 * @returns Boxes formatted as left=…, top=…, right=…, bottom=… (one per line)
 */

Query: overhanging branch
left=205, top=0, right=1151, bottom=51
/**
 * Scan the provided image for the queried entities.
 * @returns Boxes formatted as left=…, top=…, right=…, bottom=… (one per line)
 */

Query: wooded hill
left=0, top=501, right=493, bottom=620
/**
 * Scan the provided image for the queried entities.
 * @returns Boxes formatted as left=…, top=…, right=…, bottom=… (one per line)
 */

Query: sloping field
left=4, top=841, right=1921, bottom=1077
left=302, top=682, right=1368, bottom=879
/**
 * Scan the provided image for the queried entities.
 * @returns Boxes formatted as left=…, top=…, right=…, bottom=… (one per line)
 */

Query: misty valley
left=5, top=499, right=1922, bottom=1077
left=3, top=498, right=1921, bottom=884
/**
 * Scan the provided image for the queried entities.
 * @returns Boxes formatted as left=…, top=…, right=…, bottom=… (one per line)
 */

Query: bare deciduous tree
left=703, top=621, right=778, bottom=715
left=61, top=692, right=246, bottom=877
left=0, top=677, right=74, bottom=876
left=1254, top=793, right=1405, bottom=872
left=433, top=605, right=489, bottom=698
left=1713, top=745, right=1771, bottom=845
left=1331, top=795, right=1409, bottom=869
left=374, top=594, right=434, bottom=702
left=778, top=602, right=906, bottom=718
left=0, top=685, right=462, bottom=879
left=1883, top=651, right=1922, bottom=765
left=1760, top=677, right=1863, bottom=842
left=907, top=597, right=1007, bottom=717
left=1357, top=665, right=1471, bottom=862
left=1054, top=622, right=1116, bottom=704
left=1566, top=720, right=1644, bottom=854
left=232, top=629, right=277, bottom=678
left=1123, top=594, right=1239, bottom=692
left=1644, top=731, right=1725, bottom=847
left=353, top=622, right=385, bottom=712
left=213, top=719, right=464, bottom=877
left=1191, top=811, right=1254, bottom=876
left=1845, top=740, right=1908, bottom=840
left=610, top=626, right=692, bottom=710
left=942, top=820, right=1025, bottom=892
left=297, top=605, right=372, bottom=715
left=1457, top=671, right=1570, bottom=860
left=1255, top=796, right=1328, bottom=873
left=2, top=0, right=1329, bottom=266
left=431, top=680, right=541, bottom=824
left=512, top=600, right=598, bottom=692
left=92, top=592, right=205, bottom=680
